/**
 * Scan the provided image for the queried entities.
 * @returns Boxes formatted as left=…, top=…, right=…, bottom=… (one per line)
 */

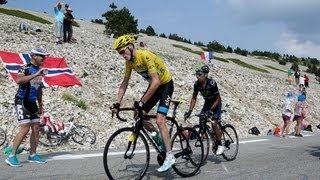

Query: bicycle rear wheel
left=72, top=125, right=96, bottom=145
left=171, top=127, right=203, bottom=177
left=38, top=128, right=62, bottom=147
left=0, top=128, right=7, bottom=147
left=192, top=125, right=209, bottom=165
left=103, top=127, right=150, bottom=180
left=222, top=124, right=239, bottom=161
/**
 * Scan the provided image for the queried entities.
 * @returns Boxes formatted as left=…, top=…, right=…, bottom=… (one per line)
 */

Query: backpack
left=273, top=127, right=281, bottom=135
left=248, top=127, right=260, bottom=135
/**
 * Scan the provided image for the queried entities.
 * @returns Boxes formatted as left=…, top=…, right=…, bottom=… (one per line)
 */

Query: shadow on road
left=306, top=145, right=320, bottom=159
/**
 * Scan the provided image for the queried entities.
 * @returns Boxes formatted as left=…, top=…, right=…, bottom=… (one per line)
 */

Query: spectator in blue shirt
left=54, top=2, right=64, bottom=44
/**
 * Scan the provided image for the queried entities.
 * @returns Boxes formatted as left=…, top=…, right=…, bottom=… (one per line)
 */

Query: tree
left=102, top=5, right=138, bottom=37
left=159, top=33, right=167, bottom=38
left=145, top=25, right=156, bottom=36
left=206, top=40, right=226, bottom=53
left=0, top=0, right=7, bottom=5
left=226, top=46, right=233, bottom=53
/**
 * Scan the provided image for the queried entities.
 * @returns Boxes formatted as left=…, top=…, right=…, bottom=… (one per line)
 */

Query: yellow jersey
left=125, top=49, right=172, bottom=84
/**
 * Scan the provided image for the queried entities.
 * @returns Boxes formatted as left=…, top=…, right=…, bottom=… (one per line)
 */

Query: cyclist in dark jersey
left=5, top=48, right=48, bottom=167
left=184, top=63, right=225, bottom=155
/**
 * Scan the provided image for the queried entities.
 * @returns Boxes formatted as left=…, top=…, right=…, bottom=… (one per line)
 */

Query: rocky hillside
left=1, top=7, right=319, bottom=152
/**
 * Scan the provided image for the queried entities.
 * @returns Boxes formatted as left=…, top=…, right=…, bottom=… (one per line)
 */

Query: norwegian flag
left=0, top=51, right=82, bottom=87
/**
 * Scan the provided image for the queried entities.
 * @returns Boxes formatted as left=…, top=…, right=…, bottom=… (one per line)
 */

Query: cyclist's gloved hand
left=134, top=101, right=144, bottom=111
left=110, top=103, right=120, bottom=111
left=184, top=110, right=192, bottom=119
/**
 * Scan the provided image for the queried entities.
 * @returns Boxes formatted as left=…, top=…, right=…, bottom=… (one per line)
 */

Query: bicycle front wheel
left=222, top=124, right=239, bottom=161
left=192, top=125, right=209, bottom=165
left=0, top=128, right=7, bottom=147
left=103, top=127, right=150, bottom=180
left=71, top=125, right=96, bottom=145
left=171, top=127, right=203, bottom=177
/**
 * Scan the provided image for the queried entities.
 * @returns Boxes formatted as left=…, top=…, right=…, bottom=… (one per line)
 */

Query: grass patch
left=172, top=44, right=202, bottom=55
left=227, top=58, right=269, bottom=73
left=214, top=56, right=229, bottom=63
left=72, top=21, right=80, bottom=27
left=263, top=65, right=286, bottom=73
left=62, top=92, right=88, bottom=110
left=0, top=7, right=52, bottom=24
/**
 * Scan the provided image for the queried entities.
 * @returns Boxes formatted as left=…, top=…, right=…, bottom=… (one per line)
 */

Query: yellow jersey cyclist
left=111, top=35, right=175, bottom=172
left=184, top=63, right=225, bottom=155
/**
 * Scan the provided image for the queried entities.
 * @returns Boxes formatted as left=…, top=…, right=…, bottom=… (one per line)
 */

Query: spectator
left=280, top=92, right=294, bottom=138
left=5, top=48, right=49, bottom=167
left=54, top=2, right=64, bottom=44
left=63, top=7, right=74, bottom=43
left=301, top=87, right=307, bottom=98
left=304, top=74, right=309, bottom=88
left=294, top=70, right=300, bottom=85
left=293, top=94, right=305, bottom=137
left=139, top=41, right=145, bottom=47
left=298, top=75, right=305, bottom=91
left=287, top=68, right=293, bottom=85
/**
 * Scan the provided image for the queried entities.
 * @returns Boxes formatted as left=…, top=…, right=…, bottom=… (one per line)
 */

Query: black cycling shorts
left=142, top=80, right=174, bottom=116
left=201, top=101, right=222, bottom=122
left=15, top=99, right=40, bottom=125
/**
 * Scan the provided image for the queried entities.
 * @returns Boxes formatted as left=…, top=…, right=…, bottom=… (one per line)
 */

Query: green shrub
left=214, top=57, right=229, bottom=63
left=72, top=21, right=80, bottom=27
left=172, top=44, right=202, bottom=55
left=0, top=7, right=52, bottom=24
left=62, top=92, right=88, bottom=110
left=263, top=65, right=286, bottom=73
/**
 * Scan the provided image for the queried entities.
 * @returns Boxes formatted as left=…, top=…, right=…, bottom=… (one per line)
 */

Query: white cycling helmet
left=30, top=48, right=49, bottom=56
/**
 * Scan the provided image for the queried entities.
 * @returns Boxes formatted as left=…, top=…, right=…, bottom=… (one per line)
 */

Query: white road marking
left=47, top=135, right=313, bottom=161
left=221, top=162, right=229, bottom=173
left=239, top=139, right=269, bottom=144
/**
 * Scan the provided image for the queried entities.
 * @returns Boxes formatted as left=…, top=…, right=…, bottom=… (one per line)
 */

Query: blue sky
left=5, top=0, right=320, bottom=58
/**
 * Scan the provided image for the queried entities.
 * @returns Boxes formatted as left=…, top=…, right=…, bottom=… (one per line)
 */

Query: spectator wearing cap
left=5, top=48, right=49, bottom=167
left=54, top=2, right=64, bottom=44
left=63, top=7, right=74, bottom=43
left=293, top=94, right=306, bottom=137
left=280, top=92, right=294, bottom=138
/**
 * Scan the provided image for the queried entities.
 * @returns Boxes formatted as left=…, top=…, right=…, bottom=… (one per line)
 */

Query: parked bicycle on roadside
left=103, top=100, right=204, bottom=179
left=0, top=127, right=7, bottom=147
left=38, top=113, right=96, bottom=146
left=186, top=110, right=239, bottom=164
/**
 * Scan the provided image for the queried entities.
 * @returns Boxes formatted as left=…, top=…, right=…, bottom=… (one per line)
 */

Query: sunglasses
left=36, top=54, right=46, bottom=58
left=118, top=47, right=127, bottom=55
left=196, top=72, right=204, bottom=76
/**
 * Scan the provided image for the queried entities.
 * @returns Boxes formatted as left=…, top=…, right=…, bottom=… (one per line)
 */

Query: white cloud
left=275, top=31, right=320, bottom=59
left=225, top=0, right=320, bottom=58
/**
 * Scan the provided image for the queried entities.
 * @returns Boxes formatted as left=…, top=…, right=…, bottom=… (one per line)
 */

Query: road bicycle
left=39, top=115, right=96, bottom=147
left=190, top=110, right=239, bottom=164
left=103, top=100, right=204, bottom=179
left=0, top=127, right=7, bottom=147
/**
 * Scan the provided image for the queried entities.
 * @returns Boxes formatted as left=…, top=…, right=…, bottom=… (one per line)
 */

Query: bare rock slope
left=0, top=7, right=319, bottom=152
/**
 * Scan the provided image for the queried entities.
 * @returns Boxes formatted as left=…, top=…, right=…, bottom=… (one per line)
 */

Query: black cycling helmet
left=195, top=63, right=209, bottom=73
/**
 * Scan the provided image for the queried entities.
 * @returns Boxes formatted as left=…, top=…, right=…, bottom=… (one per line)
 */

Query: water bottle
left=4, top=146, right=24, bottom=155
left=151, top=132, right=165, bottom=153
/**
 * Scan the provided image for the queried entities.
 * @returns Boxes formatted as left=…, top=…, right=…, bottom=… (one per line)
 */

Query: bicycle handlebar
left=112, top=107, right=135, bottom=122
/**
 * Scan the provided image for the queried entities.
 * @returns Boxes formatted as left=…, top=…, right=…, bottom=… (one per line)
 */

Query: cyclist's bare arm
left=117, top=76, right=130, bottom=104
left=188, top=95, right=197, bottom=111
left=210, top=94, right=221, bottom=111
left=16, top=69, right=45, bottom=85
left=140, top=72, right=160, bottom=104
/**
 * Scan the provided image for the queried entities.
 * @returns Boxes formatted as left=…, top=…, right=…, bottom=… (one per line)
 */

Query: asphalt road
left=1, top=132, right=320, bottom=180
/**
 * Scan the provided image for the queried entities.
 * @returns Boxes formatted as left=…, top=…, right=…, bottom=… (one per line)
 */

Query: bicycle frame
left=116, top=100, right=188, bottom=159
